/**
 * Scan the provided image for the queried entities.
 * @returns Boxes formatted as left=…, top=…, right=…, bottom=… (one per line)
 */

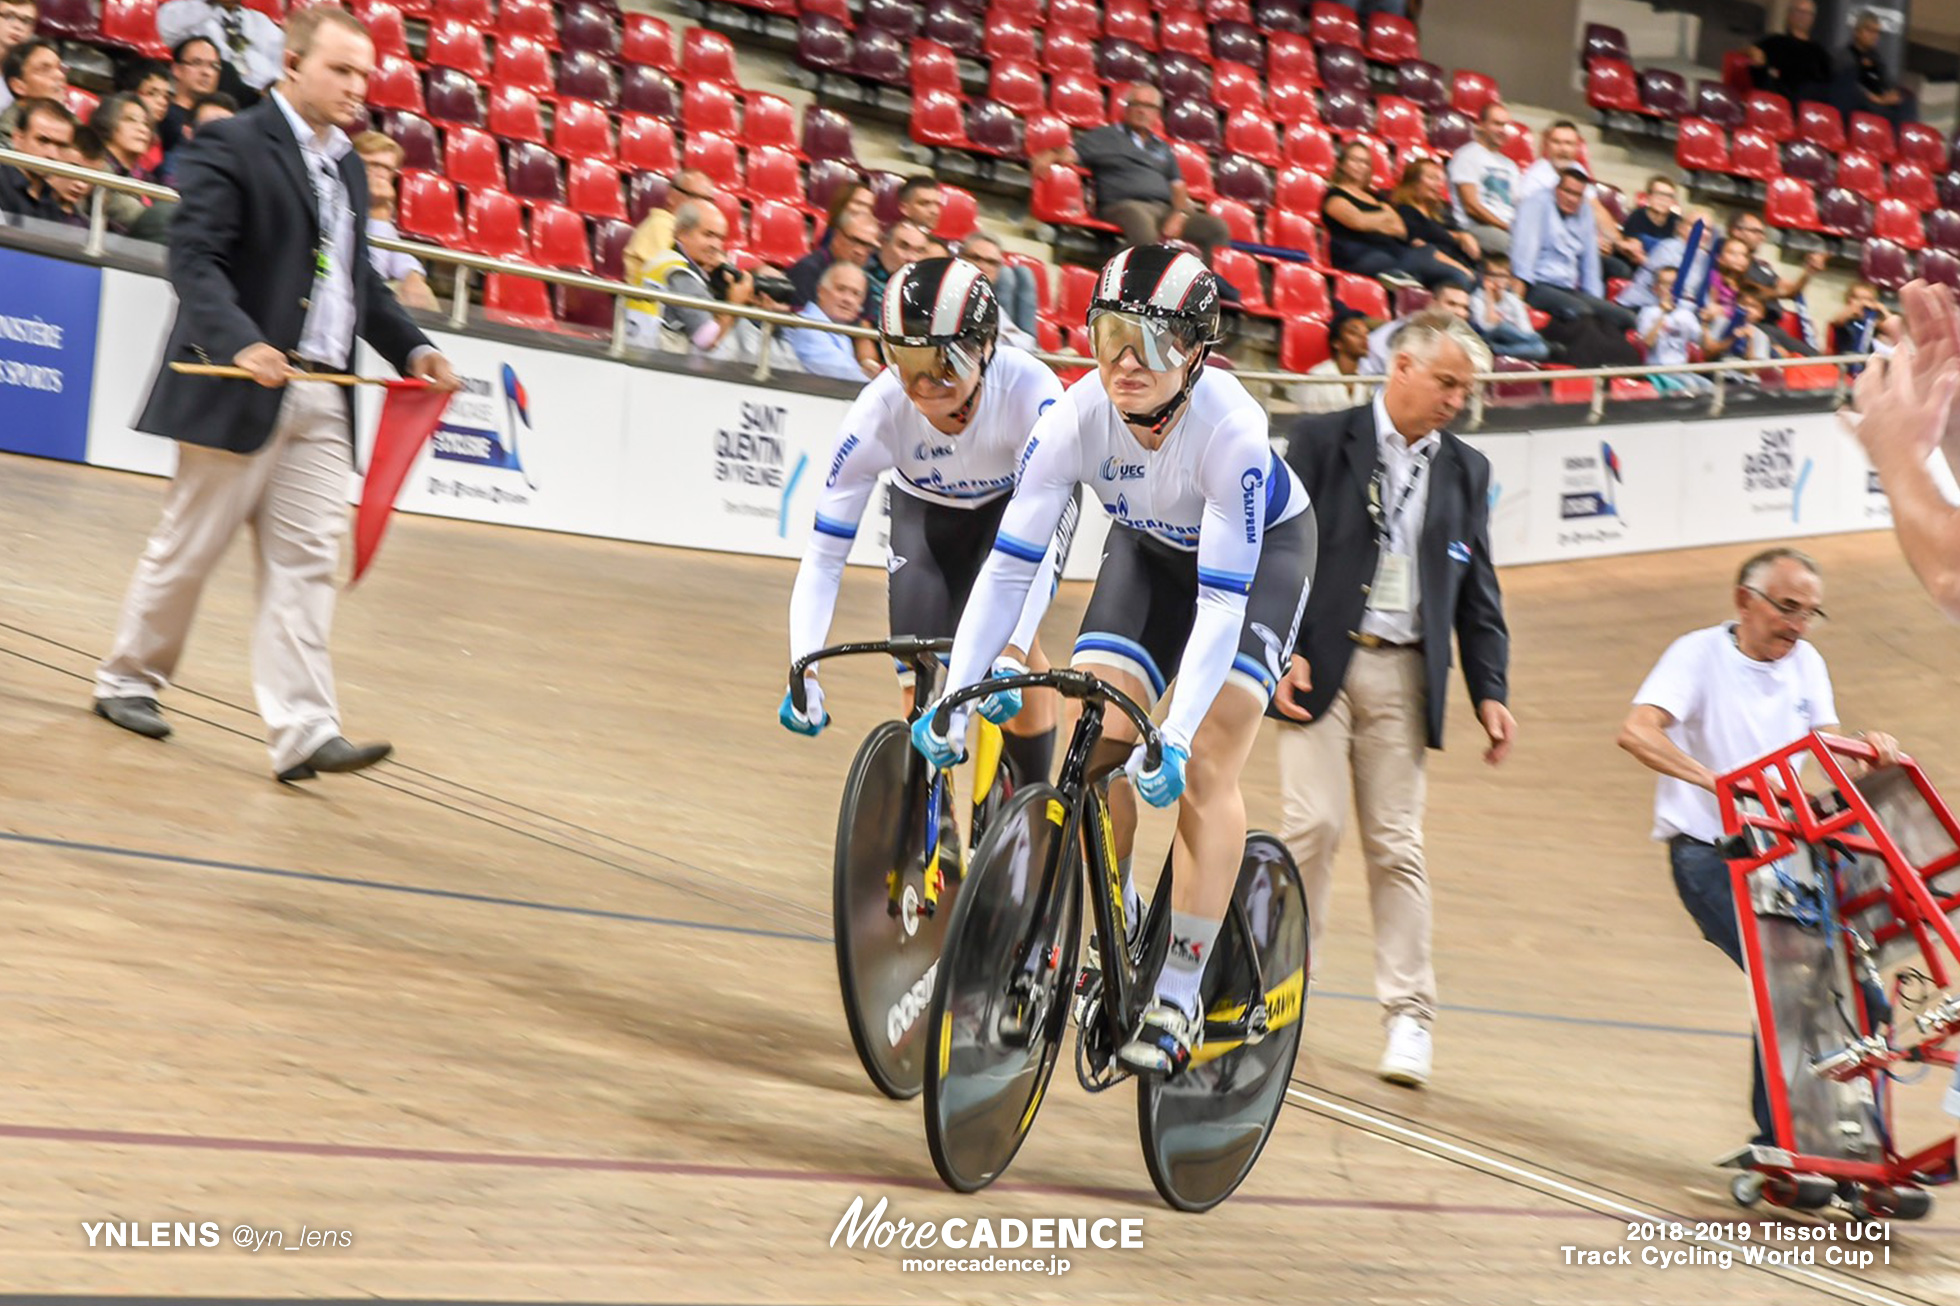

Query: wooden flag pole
left=169, top=362, right=394, bottom=386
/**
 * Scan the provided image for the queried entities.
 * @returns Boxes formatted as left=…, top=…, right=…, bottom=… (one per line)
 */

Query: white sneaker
left=1378, top=1014, right=1432, bottom=1087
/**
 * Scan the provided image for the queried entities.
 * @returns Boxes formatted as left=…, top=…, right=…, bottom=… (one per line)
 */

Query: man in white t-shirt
left=1447, top=102, right=1521, bottom=258
left=1617, top=547, right=1901, bottom=1147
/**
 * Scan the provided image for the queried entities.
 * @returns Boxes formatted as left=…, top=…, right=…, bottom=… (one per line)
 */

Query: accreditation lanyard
left=303, top=151, right=344, bottom=286
left=1366, top=445, right=1432, bottom=615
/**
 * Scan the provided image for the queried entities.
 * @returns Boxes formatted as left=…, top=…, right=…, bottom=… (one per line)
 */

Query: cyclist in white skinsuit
left=913, top=246, right=1318, bottom=1076
left=782, top=258, right=1077, bottom=787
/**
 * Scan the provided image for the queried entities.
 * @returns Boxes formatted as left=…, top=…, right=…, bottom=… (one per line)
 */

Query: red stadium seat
left=1587, top=58, right=1641, bottom=114
left=1159, top=12, right=1211, bottom=61
left=1212, top=61, right=1267, bottom=114
left=494, top=34, right=555, bottom=96
left=1281, top=122, right=1335, bottom=174
left=100, top=0, right=170, bottom=59
left=683, top=81, right=740, bottom=139
left=1166, top=100, right=1222, bottom=152
left=530, top=202, right=592, bottom=270
left=1280, top=317, right=1330, bottom=372
left=1042, top=27, right=1097, bottom=78
left=795, top=14, right=854, bottom=75
left=1030, top=167, right=1121, bottom=233
left=1208, top=196, right=1260, bottom=242
left=433, top=0, right=492, bottom=26
left=553, top=98, right=615, bottom=163
left=1268, top=32, right=1318, bottom=85
left=1025, top=112, right=1073, bottom=163
left=1332, top=271, right=1390, bottom=319
left=496, top=0, right=559, bottom=48
left=1272, top=262, right=1331, bottom=317
left=802, top=106, right=858, bottom=165
left=382, top=111, right=441, bottom=172
left=988, top=60, right=1047, bottom=119
left=1309, top=2, right=1361, bottom=50
left=561, top=1, right=620, bottom=58
left=1764, top=176, right=1823, bottom=232
left=1374, top=96, right=1428, bottom=156
left=910, top=88, right=968, bottom=148
left=444, top=126, right=504, bottom=190
left=1818, top=187, right=1873, bottom=239
left=1057, top=264, right=1098, bottom=327
left=426, top=19, right=489, bottom=79
left=1451, top=69, right=1497, bottom=118
left=741, top=93, right=801, bottom=157
left=617, top=115, right=677, bottom=175
left=620, top=67, right=678, bottom=118
left=1318, top=44, right=1370, bottom=93
left=557, top=51, right=620, bottom=108
left=681, top=28, right=740, bottom=87
left=567, top=158, right=625, bottom=221
left=1212, top=248, right=1275, bottom=315
left=1928, top=209, right=1960, bottom=255
left=1694, top=81, right=1744, bottom=130
left=425, top=66, right=484, bottom=127
left=1499, top=120, right=1537, bottom=168
left=1874, top=198, right=1925, bottom=251
left=1638, top=68, right=1689, bottom=120
left=622, top=13, right=676, bottom=71
left=983, top=23, right=1037, bottom=65
left=744, top=146, right=804, bottom=207
left=484, top=268, right=555, bottom=330
left=1675, top=117, right=1732, bottom=175
left=1052, top=74, right=1108, bottom=130
left=1364, top=14, right=1419, bottom=65
left=748, top=200, right=810, bottom=268
left=1848, top=111, right=1897, bottom=163
left=1744, top=92, right=1794, bottom=141
left=1274, top=166, right=1328, bottom=218
left=1429, top=108, right=1474, bottom=154
left=1796, top=101, right=1844, bottom=152
left=506, top=141, right=565, bottom=203
left=1224, top=109, right=1282, bottom=167
left=683, top=132, right=742, bottom=193
left=1003, top=252, right=1050, bottom=314
left=912, top=38, right=962, bottom=96
left=465, top=187, right=527, bottom=257
left=488, top=85, right=546, bottom=145
left=935, top=185, right=978, bottom=242
left=1269, top=77, right=1321, bottom=127
left=1171, top=140, right=1218, bottom=204
left=397, top=172, right=463, bottom=244
left=1898, top=122, right=1947, bottom=171
left=1837, top=151, right=1888, bottom=205
left=1860, top=237, right=1914, bottom=292
left=1731, top=128, right=1782, bottom=182
left=965, top=101, right=1024, bottom=157
left=1891, top=161, right=1938, bottom=212
left=366, top=55, right=426, bottom=115
left=1923, top=248, right=1960, bottom=291
left=1265, top=207, right=1317, bottom=254
left=364, top=3, right=410, bottom=58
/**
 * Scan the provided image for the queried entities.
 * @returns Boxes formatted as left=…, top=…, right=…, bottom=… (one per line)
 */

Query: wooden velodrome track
left=2, top=450, right=1958, bottom=1305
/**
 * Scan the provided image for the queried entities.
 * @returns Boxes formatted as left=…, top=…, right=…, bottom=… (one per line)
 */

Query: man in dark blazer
left=92, top=5, right=459, bottom=782
left=1273, top=311, right=1515, bottom=1089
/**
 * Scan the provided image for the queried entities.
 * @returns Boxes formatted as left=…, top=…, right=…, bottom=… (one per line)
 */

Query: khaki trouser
left=96, top=381, right=353, bottom=773
left=1276, top=644, right=1434, bottom=1025
left=1098, top=198, right=1172, bottom=249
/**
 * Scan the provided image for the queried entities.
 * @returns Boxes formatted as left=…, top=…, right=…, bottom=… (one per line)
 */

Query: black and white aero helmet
left=879, top=257, right=999, bottom=364
left=1087, top=245, right=1224, bottom=429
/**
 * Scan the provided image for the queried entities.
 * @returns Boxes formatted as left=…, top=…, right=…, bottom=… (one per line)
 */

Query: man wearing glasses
left=1066, top=85, right=1191, bottom=250
left=622, top=168, right=717, bottom=287
left=1618, top=547, right=1901, bottom=1149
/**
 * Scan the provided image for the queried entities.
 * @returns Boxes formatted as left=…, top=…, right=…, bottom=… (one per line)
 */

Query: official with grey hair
left=1617, top=546, right=1901, bottom=1147
left=1273, top=312, right=1515, bottom=1089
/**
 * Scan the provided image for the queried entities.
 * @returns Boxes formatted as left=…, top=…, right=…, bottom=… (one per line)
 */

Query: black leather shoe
left=277, top=736, right=392, bottom=783
left=94, top=696, right=172, bottom=739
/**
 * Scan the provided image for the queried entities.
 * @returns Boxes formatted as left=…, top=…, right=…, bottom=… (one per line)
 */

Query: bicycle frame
left=790, top=637, right=1006, bottom=915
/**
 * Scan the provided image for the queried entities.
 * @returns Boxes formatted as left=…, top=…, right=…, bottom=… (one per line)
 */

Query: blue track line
left=2, top=829, right=1749, bottom=1040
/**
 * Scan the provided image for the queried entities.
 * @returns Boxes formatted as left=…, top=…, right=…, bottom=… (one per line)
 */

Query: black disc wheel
left=833, top=721, right=950, bottom=1101
left=924, top=784, right=1081, bottom=1193
left=1137, top=833, right=1310, bottom=1211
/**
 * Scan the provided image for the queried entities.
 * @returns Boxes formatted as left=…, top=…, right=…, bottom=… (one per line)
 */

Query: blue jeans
left=1669, top=836, right=1774, bottom=1144
left=1337, top=243, right=1476, bottom=292
left=1482, top=322, right=1549, bottom=361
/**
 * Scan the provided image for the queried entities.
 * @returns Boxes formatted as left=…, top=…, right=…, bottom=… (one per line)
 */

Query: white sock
left=1156, top=911, right=1222, bottom=1019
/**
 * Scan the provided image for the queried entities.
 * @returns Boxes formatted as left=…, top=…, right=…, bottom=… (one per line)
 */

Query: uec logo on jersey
left=1099, top=456, right=1145, bottom=481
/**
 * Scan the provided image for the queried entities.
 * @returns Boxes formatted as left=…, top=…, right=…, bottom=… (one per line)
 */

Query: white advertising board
left=1524, top=421, right=1686, bottom=562
left=86, top=269, right=178, bottom=477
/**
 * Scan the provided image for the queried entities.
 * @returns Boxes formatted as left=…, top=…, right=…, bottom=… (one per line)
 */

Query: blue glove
left=911, top=702, right=969, bottom=769
left=976, top=655, right=1029, bottom=725
left=779, top=677, right=828, bottom=736
left=1127, top=738, right=1190, bottom=808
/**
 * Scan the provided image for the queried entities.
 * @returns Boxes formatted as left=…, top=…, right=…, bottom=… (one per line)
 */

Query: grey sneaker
left=93, top=696, right=171, bottom=739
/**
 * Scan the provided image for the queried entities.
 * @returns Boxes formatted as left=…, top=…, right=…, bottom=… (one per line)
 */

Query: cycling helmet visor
left=1089, top=308, right=1203, bottom=372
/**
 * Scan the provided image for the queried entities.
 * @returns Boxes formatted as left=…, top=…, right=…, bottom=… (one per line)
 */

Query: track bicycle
left=788, top=637, right=1016, bottom=1100
left=920, top=668, right=1310, bottom=1211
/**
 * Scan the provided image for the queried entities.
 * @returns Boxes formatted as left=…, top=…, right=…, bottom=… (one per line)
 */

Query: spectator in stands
left=1748, top=0, right=1832, bottom=103
left=921, top=235, right=953, bottom=259
left=160, top=38, right=224, bottom=155
left=628, top=200, right=785, bottom=358
left=897, top=175, right=943, bottom=235
left=1829, top=280, right=1884, bottom=356
left=1616, top=209, right=1715, bottom=312
left=1637, top=281, right=1713, bottom=396
left=161, top=91, right=235, bottom=185
left=622, top=167, right=717, bottom=287
left=93, top=95, right=162, bottom=185
left=787, top=206, right=877, bottom=307
left=789, top=262, right=874, bottom=382
left=1727, top=211, right=1823, bottom=356
left=0, top=97, right=77, bottom=226
left=0, top=0, right=33, bottom=119
left=1510, top=166, right=1638, bottom=333
left=1447, top=101, right=1521, bottom=258
left=158, top=0, right=284, bottom=103
left=1325, top=141, right=1475, bottom=291
left=1837, top=9, right=1915, bottom=127
left=1707, top=283, right=1790, bottom=381
left=351, top=131, right=437, bottom=313
left=127, top=62, right=173, bottom=135
left=856, top=219, right=930, bottom=371
left=1521, top=120, right=1642, bottom=278
left=0, top=38, right=67, bottom=139
left=1471, top=254, right=1549, bottom=362
left=1066, top=83, right=1191, bottom=248
left=813, top=181, right=874, bottom=253
left=1362, top=283, right=1472, bottom=373
left=1391, top=158, right=1481, bottom=270
left=48, top=126, right=102, bottom=228
left=956, top=231, right=1040, bottom=349
left=1622, top=175, right=1682, bottom=253
left=1296, top=309, right=1374, bottom=414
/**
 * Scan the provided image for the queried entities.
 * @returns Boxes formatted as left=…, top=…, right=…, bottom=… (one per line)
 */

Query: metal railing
left=0, top=146, right=1870, bottom=427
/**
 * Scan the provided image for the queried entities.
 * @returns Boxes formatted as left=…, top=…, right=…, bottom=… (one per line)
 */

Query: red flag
left=352, top=380, right=453, bottom=585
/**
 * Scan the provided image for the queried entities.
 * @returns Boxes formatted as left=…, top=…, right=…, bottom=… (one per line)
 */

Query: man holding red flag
left=92, top=5, right=459, bottom=783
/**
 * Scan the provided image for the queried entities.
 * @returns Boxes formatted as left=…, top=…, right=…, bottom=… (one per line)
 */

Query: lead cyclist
left=912, top=246, right=1317, bottom=1075
left=781, top=257, right=1077, bottom=788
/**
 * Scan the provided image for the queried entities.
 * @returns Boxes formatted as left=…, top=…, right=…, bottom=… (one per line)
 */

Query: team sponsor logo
left=427, top=364, right=535, bottom=504
left=1240, top=466, right=1264, bottom=542
left=826, top=433, right=860, bottom=487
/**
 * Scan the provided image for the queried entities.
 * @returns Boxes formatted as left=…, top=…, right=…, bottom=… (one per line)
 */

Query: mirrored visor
left=1088, top=309, right=1199, bottom=372
left=883, top=340, right=981, bottom=389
